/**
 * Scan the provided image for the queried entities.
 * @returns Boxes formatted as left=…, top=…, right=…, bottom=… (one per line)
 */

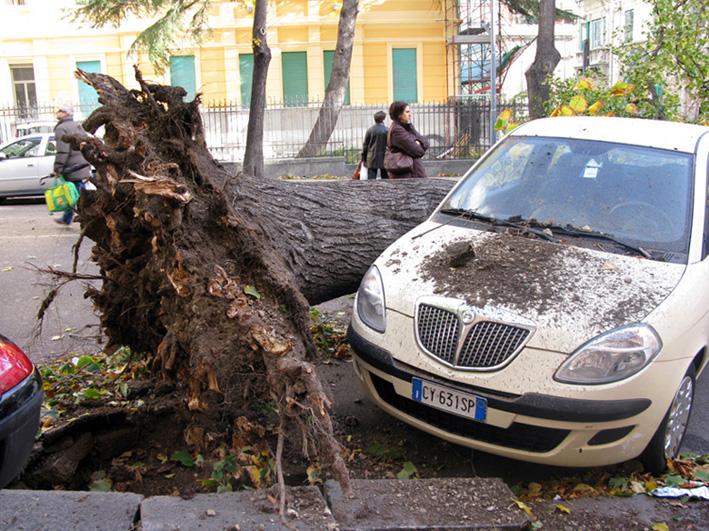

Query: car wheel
left=640, top=366, right=695, bottom=475
left=0, top=197, right=6, bottom=204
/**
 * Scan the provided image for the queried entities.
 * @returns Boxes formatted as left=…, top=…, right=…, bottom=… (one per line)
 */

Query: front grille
left=417, top=304, right=460, bottom=364
left=371, top=374, right=569, bottom=453
left=416, top=303, right=532, bottom=369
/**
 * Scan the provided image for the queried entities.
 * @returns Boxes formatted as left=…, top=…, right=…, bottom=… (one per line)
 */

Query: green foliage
left=612, top=0, right=709, bottom=122
left=544, top=74, right=677, bottom=120
left=73, top=0, right=216, bottom=74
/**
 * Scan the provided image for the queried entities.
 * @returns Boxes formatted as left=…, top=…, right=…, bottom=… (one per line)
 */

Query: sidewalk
left=2, top=477, right=708, bottom=530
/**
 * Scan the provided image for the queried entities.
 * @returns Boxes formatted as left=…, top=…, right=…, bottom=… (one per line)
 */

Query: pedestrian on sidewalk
left=387, top=100, right=429, bottom=179
left=361, top=111, right=389, bottom=180
left=52, top=104, right=90, bottom=226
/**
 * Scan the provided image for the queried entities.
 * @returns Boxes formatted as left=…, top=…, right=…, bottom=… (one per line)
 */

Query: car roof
left=510, top=117, right=709, bottom=154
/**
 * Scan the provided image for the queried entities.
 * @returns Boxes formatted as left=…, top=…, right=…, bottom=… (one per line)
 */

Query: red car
left=0, top=334, right=43, bottom=488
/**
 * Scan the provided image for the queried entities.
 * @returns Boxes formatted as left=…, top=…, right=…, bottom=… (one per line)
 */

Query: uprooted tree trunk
left=61, top=68, right=454, bottom=495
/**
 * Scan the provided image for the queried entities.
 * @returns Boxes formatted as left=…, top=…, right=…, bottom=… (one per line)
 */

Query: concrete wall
left=220, top=157, right=474, bottom=180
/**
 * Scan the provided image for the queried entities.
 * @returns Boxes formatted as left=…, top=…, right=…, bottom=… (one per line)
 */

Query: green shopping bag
left=45, top=176, right=80, bottom=213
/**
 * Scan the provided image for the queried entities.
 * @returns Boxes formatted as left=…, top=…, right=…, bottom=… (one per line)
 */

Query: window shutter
left=282, top=52, right=308, bottom=106
left=76, top=60, right=101, bottom=112
left=239, top=54, right=254, bottom=108
left=392, top=48, right=417, bottom=103
left=170, top=56, right=197, bottom=101
left=323, top=50, right=350, bottom=105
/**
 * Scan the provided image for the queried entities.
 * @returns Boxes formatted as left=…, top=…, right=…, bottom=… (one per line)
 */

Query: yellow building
left=0, top=0, right=449, bottom=110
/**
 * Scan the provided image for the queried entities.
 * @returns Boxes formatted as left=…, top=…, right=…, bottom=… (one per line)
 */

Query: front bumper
left=348, top=324, right=660, bottom=467
left=0, top=368, right=43, bottom=488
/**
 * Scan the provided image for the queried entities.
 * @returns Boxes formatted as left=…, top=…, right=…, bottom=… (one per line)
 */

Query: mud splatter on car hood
left=377, top=222, right=684, bottom=353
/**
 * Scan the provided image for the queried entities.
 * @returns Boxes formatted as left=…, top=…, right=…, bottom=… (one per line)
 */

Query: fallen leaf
left=556, top=504, right=570, bottom=514
left=652, top=524, right=669, bottom=531
left=511, top=499, right=535, bottom=518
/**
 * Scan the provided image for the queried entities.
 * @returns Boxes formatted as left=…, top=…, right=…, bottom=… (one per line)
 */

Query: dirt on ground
left=10, top=299, right=709, bottom=530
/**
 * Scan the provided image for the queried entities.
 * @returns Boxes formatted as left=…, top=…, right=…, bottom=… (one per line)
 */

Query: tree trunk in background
left=67, top=69, right=455, bottom=492
left=297, top=0, right=359, bottom=158
left=243, top=0, right=271, bottom=178
left=525, top=0, right=560, bottom=119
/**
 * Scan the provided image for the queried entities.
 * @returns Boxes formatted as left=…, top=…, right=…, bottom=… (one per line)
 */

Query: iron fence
left=0, top=98, right=528, bottom=162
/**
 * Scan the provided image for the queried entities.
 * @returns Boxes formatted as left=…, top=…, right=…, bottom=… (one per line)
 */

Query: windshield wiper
left=439, top=208, right=558, bottom=242
left=529, top=222, right=653, bottom=259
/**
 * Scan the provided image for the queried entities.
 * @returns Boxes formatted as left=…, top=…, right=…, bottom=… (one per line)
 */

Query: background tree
left=524, top=0, right=560, bottom=118
left=74, top=0, right=362, bottom=174
left=613, top=0, right=709, bottom=122
left=297, top=0, right=358, bottom=158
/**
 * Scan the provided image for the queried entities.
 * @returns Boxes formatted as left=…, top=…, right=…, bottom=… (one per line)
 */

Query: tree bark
left=66, top=68, right=455, bottom=493
left=525, top=0, right=561, bottom=119
left=297, top=0, right=359, bottom=158
left=243, top=0, right=271, bottom=178
left=232, top=176, right=454, bottom=304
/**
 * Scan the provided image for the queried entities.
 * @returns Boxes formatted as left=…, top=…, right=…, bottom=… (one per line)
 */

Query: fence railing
left=0, top=99, right=528, bottom=163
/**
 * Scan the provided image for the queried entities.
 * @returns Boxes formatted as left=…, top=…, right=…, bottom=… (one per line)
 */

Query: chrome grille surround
left=415, top=296, right=536, bottom=371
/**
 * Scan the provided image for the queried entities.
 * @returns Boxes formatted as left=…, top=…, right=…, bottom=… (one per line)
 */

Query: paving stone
left=140, top=486, right=336, bottom=530
left=325, top=478, right=531, bottom=530
left=0, top=489, right=142, bottom=531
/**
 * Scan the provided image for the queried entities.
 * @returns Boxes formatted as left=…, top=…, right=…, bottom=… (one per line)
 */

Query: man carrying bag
left=52, top=104, right=91, bottom=226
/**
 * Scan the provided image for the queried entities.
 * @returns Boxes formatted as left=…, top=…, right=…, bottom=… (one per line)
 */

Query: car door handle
left=27, top=163, right=35, bottom=167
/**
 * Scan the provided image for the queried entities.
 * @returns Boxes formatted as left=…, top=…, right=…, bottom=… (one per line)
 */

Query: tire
left=640, top=365, right=695, bottom=475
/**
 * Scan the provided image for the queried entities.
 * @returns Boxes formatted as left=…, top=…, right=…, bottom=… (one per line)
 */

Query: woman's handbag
left=383, top=149, right=413, bottom=174
left=384, top=126, right=414, bottom=174
left=44, top=176, right=80, bottom=213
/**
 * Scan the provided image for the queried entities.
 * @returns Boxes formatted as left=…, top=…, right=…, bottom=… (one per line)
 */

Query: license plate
left=411, top=378, right=487, bottom=422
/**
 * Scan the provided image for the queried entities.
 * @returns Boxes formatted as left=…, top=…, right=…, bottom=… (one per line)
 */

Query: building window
left=624, top=10, right=634, bottom=42
left=282, top=51, right=308, bottom=107
left=5, top=0, right=27, bottom=5
left=580, top=21, right=590, bottom=51
left=11, top=64, right=36, bottom=113
left=323, top=51, right=350, bottom=105
left=76, top=60, right=101, bottom=113
left=239, top=53, right=254, bottom=108
left=392, top=48, right=418, bottom=103
left=590, top=18, right=605, bottom=50
left=170, top=55, right=197, bottom=101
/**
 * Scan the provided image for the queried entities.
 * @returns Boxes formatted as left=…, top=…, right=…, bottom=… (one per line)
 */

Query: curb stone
left=0, top=490, right=143, bottom=531
left=324, top=478, right=530, bottom=530
left=139, top=486, right=336, bottom=531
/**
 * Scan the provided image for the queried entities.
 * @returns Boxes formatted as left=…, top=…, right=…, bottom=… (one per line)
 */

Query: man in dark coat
left=361, top=111, right=389, bottom=180
left=53, top=104, right=91, bottom=225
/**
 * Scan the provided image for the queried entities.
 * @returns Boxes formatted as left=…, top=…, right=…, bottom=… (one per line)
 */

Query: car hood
left=377, top=221, right=685, bottom=354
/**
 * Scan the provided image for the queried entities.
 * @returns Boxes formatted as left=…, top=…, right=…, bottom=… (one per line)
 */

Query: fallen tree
left=52, top=68, right=456, bottom=502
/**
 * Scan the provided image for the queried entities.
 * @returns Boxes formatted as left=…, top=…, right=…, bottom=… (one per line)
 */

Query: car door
left=0, top=136, right=53, bottom=196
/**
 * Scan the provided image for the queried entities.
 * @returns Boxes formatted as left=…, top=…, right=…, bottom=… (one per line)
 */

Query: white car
left=349, top=116, right=709, bottom=473
left=0, top=133, right=56, bottom=202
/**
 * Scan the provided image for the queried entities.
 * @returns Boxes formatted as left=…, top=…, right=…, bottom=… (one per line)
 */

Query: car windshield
left=439, top=135, right=694, bottom=257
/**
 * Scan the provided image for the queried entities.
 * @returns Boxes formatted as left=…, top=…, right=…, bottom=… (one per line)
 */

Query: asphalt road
left=1, top=198, right=707, bottom=482
left=0, top=198, right=102, bottom=364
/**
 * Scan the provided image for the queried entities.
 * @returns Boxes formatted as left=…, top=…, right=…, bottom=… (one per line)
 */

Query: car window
left=0, top=137, right=42, bottom=158
left=440, top=136, right=694, bottom=256
left=46, top=138, right=57, bottom=156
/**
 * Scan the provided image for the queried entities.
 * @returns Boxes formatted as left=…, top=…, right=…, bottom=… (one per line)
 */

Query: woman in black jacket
left=387, top=100, right=429, bottom=179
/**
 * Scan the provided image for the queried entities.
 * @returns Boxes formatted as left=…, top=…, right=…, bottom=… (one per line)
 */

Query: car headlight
left=554, top=324, right=662, bottom=385
left=356, top=265, right=386, bottom=333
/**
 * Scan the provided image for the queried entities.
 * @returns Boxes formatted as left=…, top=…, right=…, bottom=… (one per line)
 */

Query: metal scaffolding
left=445, top=0, right=529, bottom=100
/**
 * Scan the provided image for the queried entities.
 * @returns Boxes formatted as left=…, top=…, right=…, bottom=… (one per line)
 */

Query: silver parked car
left=0, top=133, right=56, bottom=202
